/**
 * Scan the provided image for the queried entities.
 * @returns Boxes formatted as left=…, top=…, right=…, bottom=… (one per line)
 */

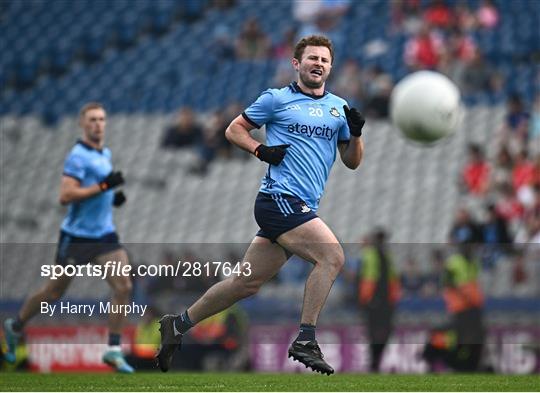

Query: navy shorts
left=55, top=230, right=123, bottom=266
left=254, top=192, right=318, bottom=242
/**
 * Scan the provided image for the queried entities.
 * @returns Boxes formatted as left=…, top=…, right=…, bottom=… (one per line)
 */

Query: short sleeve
left=242, top=89, right=275, bottom=129
left=63, top=153, right=86, bottom=182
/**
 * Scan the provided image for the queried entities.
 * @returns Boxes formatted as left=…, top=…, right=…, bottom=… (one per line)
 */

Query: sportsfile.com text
left=41, top=261, right=252, bottom=280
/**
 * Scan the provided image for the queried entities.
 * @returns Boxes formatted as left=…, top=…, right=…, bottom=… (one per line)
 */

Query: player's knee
left=244, top=280, right=262, bottom=297
left=233, top=277, right=262, bottom=298
left=326, top=248, right=345, bottom=275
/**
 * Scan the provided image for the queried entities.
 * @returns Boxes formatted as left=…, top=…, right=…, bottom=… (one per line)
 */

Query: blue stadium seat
left=1, top=0, right=538, bottom=114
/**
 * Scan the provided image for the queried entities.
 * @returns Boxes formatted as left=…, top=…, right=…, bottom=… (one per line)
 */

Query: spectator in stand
left=272, top=28, right=299, bottom=88
left=161, top=107, right=200, bottom=149
left=526, top=184, right=540, bottom=220
left=491, top=146, right=514, bottom=190
left=476, top=0, right=499, bottom=30
left=482, top=203, right=512, bottom=245
left=454, top=1, right=477, bottom=32
left=494, top=182, right=524, bottom=227
left=515, top=215, right=540, bottom=243
left=460, top=144, right=490, bottom=196
left=512, top=150, right=535, bottom=192
left=506, top=94, right=531, bottom=135
left=295, top=1, right=350, bottom=50
left=529, top=94, right=540, bottom=152
left=331, top=59, right=363, bottom=107
left=404, top=23, right=444, bottom=70
left=209, top=25, right=236, bottom=63
left=321, top=0, right=351, bottom=21
left=294, top=0, right=350, bottom=32
left=510, top=249, right=533, bottom=296
left=390, top=0, right=423, bottom=35
left=423, top=0, right=453, bottom=31
left=273, top=27, right=297, bottom=61
left=235, top=18, right=271, bottom=61
left=189, top=109, right=229, bottom=175
left=293, top=0, right=324, bottom=26
left=423, top=248, right=446, bottom=297
left=447, top=29, right=477, bottom=64
left=364, top=65, right=393, bottom=119
left=439, top=29, right=477, bottom=89
left=461, top=50, right=502, bottom=96
left=532, top=155, right=540, bottom=186
left=400, top=256, right=425, bottom=298
left=449, top=207, right=482, bottom=245
left=500, top=94, right=530, bottom=152
left=480, top=203, right=512, bottom=269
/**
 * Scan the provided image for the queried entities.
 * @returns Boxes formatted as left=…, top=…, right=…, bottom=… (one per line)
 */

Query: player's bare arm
left=339, top=136, right=364, bottom=169
left=59, top=171, right=124, bottom=205
left=225, top=115, right=259, bottom=154
left=226, top=115, right=290, bottom=166
left=59, top=176, right=102, bottom=205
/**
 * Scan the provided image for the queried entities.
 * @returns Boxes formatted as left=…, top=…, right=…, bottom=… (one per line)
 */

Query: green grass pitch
left=1, top=372, right=539, bottom=391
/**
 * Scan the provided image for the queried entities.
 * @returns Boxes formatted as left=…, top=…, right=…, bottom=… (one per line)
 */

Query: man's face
left=294, top=45, right=332, bottom=89
left=80, top=108, right=106, bottom=144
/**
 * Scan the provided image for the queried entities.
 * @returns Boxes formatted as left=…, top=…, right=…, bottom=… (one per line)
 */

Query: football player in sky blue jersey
left=157, top=35, right=366, bottom=375
left=3, top=103, right=134, bottom=373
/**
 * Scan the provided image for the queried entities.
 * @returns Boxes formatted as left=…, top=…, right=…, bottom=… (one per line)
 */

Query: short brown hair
left=293, top=35, right=334, bottom=64
left=79, top=102, right=105, bottom=118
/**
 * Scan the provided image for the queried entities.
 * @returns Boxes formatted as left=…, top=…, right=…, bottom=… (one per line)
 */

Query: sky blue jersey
left=243, top=82, right=351, bottom=211
left=60, top=140, right=115, bottom=238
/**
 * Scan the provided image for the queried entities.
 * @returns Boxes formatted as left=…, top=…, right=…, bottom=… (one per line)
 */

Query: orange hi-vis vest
left=358, top=246, right=401, bottom=305
left=132, top=319, right=161, bottom=359
left=443, top=254, right=484, bottom=314
left=190, top=306, right=247, bottom=350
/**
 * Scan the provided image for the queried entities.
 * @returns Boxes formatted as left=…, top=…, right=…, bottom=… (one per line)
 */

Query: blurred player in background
left=157, top=34, right=366, bottom=375
left=358, top=228, right=401, bottom=372
left=422, top=241, right=485, bottom=372
left=3, top=102, right=134, bottom=373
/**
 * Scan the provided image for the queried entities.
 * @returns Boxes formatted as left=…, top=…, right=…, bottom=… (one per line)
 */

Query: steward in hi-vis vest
left=423, top=244, right=486, bottom=372
left=358, top=229, right=401, bottom=372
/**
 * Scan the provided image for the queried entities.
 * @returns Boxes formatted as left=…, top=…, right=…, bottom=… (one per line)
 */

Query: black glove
left=254, top=144, right=290, bottom=165
left=99, top=171, right=124, bottom=191
left=113, top=191, right=126, bottom=207
left=343, top=105, right=365, bottom=137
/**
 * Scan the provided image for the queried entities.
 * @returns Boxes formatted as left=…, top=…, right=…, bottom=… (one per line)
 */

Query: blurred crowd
left=159, top=0, right=539, bottom=177
left=160, top=102, right=249, bottom=175
left=397, top=0, right=503, bottom=96
left=458, top=93, right=540, bottom=244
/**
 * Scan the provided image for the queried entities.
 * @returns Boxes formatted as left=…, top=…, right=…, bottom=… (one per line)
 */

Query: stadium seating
left=1, top=0, right=538, bottom=321
left=1, top=0, right=539, bottom=118
left=0, top=106, right=528, bottom=305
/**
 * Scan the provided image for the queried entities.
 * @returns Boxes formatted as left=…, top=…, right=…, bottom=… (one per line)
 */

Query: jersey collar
left=289, top=81, right=327, bottom=99
left=77, top=139, right=104, bottom=153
